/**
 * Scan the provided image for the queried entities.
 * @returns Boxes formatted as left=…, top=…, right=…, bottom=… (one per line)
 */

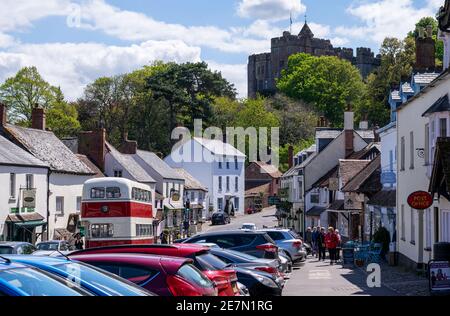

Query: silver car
left=259, top=229, right=307, bottom=263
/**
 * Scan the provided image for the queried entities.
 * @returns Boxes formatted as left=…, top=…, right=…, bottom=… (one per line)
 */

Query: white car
left=241, top=223, right=257, bottom=231
left=32, top=240, right=75, bottom=257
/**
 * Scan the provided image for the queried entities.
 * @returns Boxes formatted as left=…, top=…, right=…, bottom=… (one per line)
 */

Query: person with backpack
left=325, top=227, right=339, bottom=265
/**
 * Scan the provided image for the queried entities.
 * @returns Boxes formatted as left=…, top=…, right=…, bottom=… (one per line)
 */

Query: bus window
left=106, top=187, right=121, bottom=199
left=91, top=187, right=105, bottom=199
left=91, top=224, right=114, bottom=238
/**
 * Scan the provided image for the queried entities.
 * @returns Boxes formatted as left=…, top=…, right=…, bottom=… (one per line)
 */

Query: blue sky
left=0, top=0, right=444, bottom=99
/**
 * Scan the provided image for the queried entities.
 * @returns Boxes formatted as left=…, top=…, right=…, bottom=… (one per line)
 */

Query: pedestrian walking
left=325, top=227, right=339, bottom=265
left=317, top=227, right=326, bottom=261
left=311, top=227, right=319, bottom=257
left=335, top=229, right=342, bottom=262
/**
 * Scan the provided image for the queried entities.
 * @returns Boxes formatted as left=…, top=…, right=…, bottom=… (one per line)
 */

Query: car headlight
left=255, top=275, right=279, bottom=288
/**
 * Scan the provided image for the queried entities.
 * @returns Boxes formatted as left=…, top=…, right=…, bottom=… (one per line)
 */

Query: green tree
left=0, top=66, right=59, bottom=123
left=277, top=53, right=366, bottom=126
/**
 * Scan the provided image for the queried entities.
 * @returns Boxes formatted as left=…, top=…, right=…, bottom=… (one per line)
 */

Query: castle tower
left=299, top=22, right=314, bottom=38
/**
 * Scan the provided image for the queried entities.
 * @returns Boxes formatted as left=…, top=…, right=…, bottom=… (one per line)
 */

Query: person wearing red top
left=325, top=227, right=339, bottom=265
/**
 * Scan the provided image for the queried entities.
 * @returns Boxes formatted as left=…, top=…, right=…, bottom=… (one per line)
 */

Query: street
left=201, top=207, right=404, bottom=296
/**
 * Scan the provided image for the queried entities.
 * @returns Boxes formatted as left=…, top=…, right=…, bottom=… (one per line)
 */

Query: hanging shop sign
left=407, top=191, right=433, bottom=210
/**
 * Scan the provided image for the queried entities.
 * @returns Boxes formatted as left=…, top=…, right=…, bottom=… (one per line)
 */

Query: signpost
left=407, top=191, right=433, bottom=210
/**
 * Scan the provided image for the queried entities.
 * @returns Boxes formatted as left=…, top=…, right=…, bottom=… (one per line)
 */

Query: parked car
left=241, top=223, right=257, bottom=231
left=33, top=240, right=76, bottom=256
left=203, top=246, right=285, bottom=287
left=0, top=242, right=36, bottom=255
left=211, top=212, right=231, bottom=225
left=189, top=248, right=283, bottom=296
left=70, top=244, right=240, bottom=296
left=182, top=230, right=279, bottom=260
left=0, top=256, right=91, bottom=296
left=71, top=253, right=217, bottom=296
left=7, top=255, right=154, bottom=296
left=259, top=229, right=307, bottom=262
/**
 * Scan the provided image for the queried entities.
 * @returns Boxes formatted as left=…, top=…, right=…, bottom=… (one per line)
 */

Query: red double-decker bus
left=81, top=178, right=154, bottom=248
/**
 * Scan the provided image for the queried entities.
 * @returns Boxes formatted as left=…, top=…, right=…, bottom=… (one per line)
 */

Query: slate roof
left=413, top=72, right=440, bottom=85
left=390, top=90, right=401, bottom=101
left=76, top=155, right=104, bottom=178
left=252, top=161, right=283, bottom=178
left=316, top=129, right=374, bottom=141
left=341, top=156, right=381, bottom=193
left=4, top=124, right=93, bottom=175
left=422, top=94, right=450, bottom=116
left=174, top=168, right=207, bottom=191
left=106, top=143, right=155, bottom=183
left=193, top=137, right=246, bottom=158
left=136, top=150, right=183, bottom=181
left=307, top=206, right=327, bottom=216
left=0, top=135, right=48, bottom=168
left=299, top=23, right=314, bottom=38
left=339, top=159, right=371, bottom=188
left=368, top=190, right=396, bottom=207
left=245, top=183, right=271, bottom=197
left=401, top=82, right=414, bottom=94
left=328, top=200, right=345, bottom=211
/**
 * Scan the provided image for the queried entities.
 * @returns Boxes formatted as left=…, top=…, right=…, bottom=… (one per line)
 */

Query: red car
left=70, top=253, right=218, bottom=296
left=70, top=244, right=240, bottom=296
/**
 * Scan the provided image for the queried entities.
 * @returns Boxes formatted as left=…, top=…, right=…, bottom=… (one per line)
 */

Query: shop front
left=5, top=213, right=47, bottom=244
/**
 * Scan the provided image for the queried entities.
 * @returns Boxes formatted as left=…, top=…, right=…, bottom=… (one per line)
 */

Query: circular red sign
left=407, top=191, right=433, bottom=210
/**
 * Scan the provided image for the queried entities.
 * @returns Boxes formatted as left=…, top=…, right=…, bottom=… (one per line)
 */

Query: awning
left=6, top=213, right=46, bottom=225
left=306, top=206, right=327, bottom=216
left=14, top=220, right=47, bottom=228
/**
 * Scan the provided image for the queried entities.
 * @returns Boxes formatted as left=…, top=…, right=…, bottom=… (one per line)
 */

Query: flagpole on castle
left=290, top=12, right=292, bottom=33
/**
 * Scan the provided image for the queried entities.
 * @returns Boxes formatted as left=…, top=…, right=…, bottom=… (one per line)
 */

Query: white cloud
left=0, top=40, right=201, bottom=100
left=0, top=0, right=71, bottom=32
left=206, top=61, right=247, bottom=99
left=339, top=0, right=442, bottom=44
left=237, top=0, right=306, bottom=21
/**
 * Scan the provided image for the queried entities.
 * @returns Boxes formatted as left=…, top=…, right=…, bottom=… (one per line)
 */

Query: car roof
left=0, top=242, right=32, bottom=247
left=0, top=258, right=29, bottom=270
left=37, top=240, right=63, bottom=244
left=193, top=230, right=266, bottom=237
left=4, top=255, right=70, bottom=265
left=70, top=243, right=210, bottom=257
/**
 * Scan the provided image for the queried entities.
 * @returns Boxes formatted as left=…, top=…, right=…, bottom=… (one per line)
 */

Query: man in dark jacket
left=317, top=227, right=326, bottom=261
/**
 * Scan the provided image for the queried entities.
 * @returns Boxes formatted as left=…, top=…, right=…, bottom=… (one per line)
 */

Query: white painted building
left=0, top=134, right=49, bottom=243
left=396, top=71, right=450, bottom=269
left=165, top=137, right=246, bottom=215
left=1, top=106, right=97, bottom=241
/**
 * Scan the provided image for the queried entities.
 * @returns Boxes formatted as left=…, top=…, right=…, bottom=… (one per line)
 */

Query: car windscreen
left=0, top=247, right=13, bottom=255
left=177, top=264, right=215, bottom=289
left=0, top=267, right=88, bottom=296
left=53, top=262, right=153, bottom=296
left=36, top=243, right=59, bottom=251
left=195, top=253, right=228, bottom=270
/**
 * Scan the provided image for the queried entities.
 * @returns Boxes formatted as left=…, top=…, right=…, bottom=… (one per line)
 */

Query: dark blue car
left=0, top=256, right=90, bottom=296
left=7, top=255, right=154, bottom=296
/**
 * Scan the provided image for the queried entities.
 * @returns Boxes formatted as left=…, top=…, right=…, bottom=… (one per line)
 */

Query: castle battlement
left=248, top=23, right=381, bottom=98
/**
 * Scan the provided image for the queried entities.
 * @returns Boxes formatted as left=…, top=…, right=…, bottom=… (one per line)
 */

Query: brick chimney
left=344, top=107, right=354, bottom=157
left=31, top=105, right=46, bottom=130
left=288, top=145, right=294, bottom=169
left=415, top=25, right=436, bottom=72
left=118, top=132, right=138, bottom=155
left=0, top=103, right=7, bottom=127
left=78, top=129, right=106, bottom=171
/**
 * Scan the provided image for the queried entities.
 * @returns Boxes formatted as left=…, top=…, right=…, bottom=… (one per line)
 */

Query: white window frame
left=9, top=173, right=16, bottom=199
left=426, top=209, right=432, bottom=249
left=76, top=196, right=82, bottom=212
left=442, top=210, right=450, bottom=243
left=401, top=205, right=405, bottom=241
left=410, top=131, right=414, bottom=170
left=235, top=177, right=239, bottom=192
left=411, top=208, right=416, bottom=244
left=25, top=174, right=34, bottom=190
left=400, top=137, right=406, bottom=171
left=55, top=196, right=64, bottom=216
left=218, top=176, right=222, bottom=192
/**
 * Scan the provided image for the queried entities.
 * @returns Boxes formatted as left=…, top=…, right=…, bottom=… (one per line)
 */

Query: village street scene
left=0, top=0, right=450, bottom=298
